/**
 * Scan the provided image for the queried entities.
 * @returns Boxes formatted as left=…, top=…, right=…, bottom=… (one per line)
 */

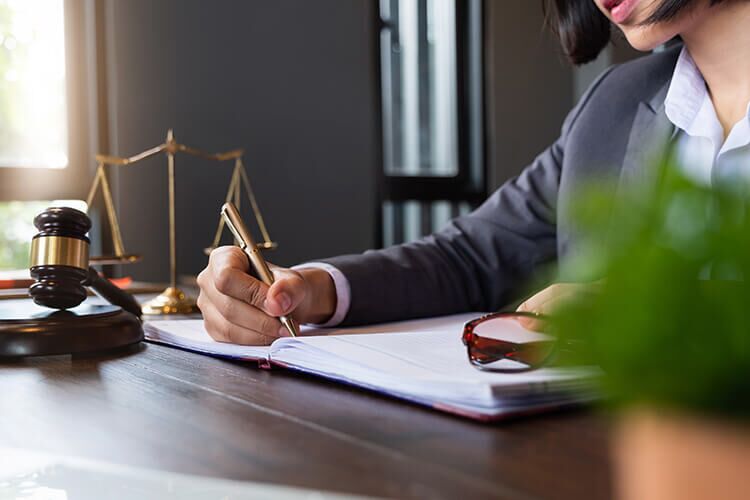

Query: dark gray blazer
left=324, top=45, right=681, bottom=326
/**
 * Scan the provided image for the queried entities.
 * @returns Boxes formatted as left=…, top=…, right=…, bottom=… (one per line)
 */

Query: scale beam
left=85, top=129, right=275, bottom=315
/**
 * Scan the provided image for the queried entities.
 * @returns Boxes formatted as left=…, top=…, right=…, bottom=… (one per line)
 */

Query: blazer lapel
left=619, top=83, right=675, bottom=188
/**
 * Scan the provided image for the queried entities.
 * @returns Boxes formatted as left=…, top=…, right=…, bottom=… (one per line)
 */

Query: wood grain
left=0, top=342, right=612, bottom=500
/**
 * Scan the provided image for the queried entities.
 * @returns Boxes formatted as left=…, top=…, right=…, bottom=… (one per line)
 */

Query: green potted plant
left=554, top=162, right=750, bottom=500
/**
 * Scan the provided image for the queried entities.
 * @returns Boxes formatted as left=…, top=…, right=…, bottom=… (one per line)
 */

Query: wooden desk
left=0, top=342, right=612, bottom=499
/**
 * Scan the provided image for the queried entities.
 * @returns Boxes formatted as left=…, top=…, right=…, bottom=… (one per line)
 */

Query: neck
left=682, top=1, right=750, bottom=138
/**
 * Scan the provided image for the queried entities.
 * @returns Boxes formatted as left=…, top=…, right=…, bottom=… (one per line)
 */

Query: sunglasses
left=462, top=312, right=578, bottom=373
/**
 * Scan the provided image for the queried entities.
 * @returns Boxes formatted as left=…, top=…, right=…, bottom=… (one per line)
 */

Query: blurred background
left=0, top=0, right=638, bottom=284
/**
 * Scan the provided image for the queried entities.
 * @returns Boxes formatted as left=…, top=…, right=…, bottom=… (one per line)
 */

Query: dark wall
left=484, top=3, right=643, bottom=189
left=484, top=1, right=574, bottom=190
left=104, top=0, right=379, bottom=282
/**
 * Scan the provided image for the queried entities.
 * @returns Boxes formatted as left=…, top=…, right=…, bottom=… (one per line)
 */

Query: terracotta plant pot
left=614, top=410, right=750, bottom=500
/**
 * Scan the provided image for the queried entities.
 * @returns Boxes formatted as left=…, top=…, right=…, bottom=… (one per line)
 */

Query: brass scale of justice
left=87, top=129, right=276, bottom=315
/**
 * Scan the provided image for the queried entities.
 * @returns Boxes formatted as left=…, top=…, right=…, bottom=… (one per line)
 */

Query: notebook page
left=143, top=320, right=271, bottom=360
left=272, top=331, right=589, bottom=384
left=269, top=327, right=595, bottom=404
left=143, top=313, right=481, bottom=360
left=142, top=319, right=357, bottom=360
left=313, top=313, right=480, bottom=336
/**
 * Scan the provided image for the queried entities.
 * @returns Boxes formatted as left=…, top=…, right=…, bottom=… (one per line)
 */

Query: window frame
left=376, top=0, right=486, bottom=205
left=0, top=0, right=97, bottom=202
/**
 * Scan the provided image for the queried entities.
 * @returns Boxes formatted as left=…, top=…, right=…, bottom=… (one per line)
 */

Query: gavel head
left=29, top=207, right=91, bottom=310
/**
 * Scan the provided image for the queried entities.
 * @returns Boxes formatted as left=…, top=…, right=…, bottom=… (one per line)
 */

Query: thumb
left=264, top=269, right=307, bottom=317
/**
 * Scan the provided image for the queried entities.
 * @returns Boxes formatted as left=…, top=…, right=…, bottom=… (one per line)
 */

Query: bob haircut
left=544, top=0, right=728, bottom=65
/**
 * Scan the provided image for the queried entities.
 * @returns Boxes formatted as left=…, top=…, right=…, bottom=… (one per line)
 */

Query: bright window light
left=380, top=0, right=458, bottom=177
left=0, top=0, right=68, bottom=168
left=0, top=199, right=85, bottom=273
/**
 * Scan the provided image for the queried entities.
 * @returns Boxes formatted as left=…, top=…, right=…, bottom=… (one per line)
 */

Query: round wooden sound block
left=0, top=303, right=143, bottom=358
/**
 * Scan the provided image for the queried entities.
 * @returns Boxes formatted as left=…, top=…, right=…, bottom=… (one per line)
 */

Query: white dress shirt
left=305, top=46, right=750, bottom=326
left=666, top=47, right=750, bottom=186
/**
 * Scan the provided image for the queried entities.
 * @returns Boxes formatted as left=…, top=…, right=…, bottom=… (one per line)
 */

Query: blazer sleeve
left=321, top=67, right=614, bottom=326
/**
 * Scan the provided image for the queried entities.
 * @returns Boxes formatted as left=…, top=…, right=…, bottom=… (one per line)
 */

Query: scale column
left=141, top=129, right=199, bottom=315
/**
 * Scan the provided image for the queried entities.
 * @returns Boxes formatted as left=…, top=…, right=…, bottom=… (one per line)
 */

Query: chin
left=620, top=26, right=677, bottom=52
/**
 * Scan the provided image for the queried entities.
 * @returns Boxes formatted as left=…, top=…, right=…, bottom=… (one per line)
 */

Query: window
left=378, top=0, right=484, bottom=246
left=0, top=0, right=68, bottom=168
left=381, top=0, right=458, bottom=176
left=0, top=199, right=85, bottom=274
left=382, top=199, right=473, bottom=247
left=0, top=0, right=92, bottom=271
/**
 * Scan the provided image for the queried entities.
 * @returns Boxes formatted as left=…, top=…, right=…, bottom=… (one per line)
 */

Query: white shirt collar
left=665, top=48, right=720, bottom=144
left=665, top=46, right=750, bottom=154
left=665, top=48, right=704, bottom=130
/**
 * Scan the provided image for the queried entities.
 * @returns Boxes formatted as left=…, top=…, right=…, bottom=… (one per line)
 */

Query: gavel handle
left=85, top=267, right=143, bottom=319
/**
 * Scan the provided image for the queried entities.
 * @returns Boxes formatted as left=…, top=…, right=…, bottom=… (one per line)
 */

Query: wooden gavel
left=28, top=207, right=142, bottom=318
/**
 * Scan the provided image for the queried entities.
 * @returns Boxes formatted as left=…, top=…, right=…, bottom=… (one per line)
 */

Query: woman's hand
left=516, top=282, right=601, bottom=331
left=197, top=246, right=337, bottom=345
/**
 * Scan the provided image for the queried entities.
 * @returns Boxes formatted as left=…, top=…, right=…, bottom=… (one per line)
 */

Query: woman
left=197, top=0, right=750, bottom=345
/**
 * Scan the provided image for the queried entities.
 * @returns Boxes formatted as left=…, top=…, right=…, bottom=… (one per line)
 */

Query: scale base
left=142, top=287, right=199, bottom=315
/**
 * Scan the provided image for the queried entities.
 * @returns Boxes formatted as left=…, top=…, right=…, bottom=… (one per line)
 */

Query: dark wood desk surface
left=0, top=342, right=612, bottom=500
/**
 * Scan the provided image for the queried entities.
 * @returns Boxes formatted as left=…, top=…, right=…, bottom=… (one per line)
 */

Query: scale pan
left=89, top=254, right=143, bottom=265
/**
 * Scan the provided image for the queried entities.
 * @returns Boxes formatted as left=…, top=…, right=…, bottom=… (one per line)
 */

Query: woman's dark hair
left=544, top=0, right=727, bottom=65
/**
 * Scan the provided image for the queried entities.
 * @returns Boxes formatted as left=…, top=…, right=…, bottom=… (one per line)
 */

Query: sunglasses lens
left=466, top=313, right=557, bottom=372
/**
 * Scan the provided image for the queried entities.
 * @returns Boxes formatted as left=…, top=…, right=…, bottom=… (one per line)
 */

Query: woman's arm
left=322, top=67, right=615, bottom=326
left=323, top=139, right=563, bottom=325
left=196, top=67, right=616, bottom=342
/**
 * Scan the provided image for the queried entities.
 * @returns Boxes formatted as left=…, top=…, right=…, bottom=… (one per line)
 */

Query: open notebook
left=143, top=313, right=598, bottom=421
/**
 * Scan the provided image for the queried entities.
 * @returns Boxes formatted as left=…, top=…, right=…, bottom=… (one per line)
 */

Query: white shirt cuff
left=291, top=262, right=351, bottom=327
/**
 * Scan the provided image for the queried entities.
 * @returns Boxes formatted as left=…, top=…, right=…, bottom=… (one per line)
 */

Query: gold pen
left=221, top=202, right=299, bottom=337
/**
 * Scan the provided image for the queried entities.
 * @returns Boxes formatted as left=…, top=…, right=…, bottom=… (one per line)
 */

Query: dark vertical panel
left=419, top=200, right=431, bottom=236
left=380, top=0, right=398, bottom=174
left=450, top=201, right=460, bottom=219
left=484, top=1, right=573, bottom=189
left=466, top=0, right=485, bottom=192
left=417, top=0, right=430, bottom=173
left=106, top=0, right=379, bottom=281
left=392, top=202, right=404, bottom=245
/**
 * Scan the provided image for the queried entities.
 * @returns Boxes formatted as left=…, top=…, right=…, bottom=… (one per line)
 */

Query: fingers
left=517, top=283, right=582, bottom=317
left=517, top=283, right=592, bottom=332
left=197, top=246, right=289, bottom=345
left=265, top=268, right=307, bottom=318
left=209, top=244, right=250, bottom=273
left=199, top=296, right=279, bottom=346
left=517, top=292, right=548, bottom=332
left=209, top=247, right=271, bottom=313
left=517, top=315, right=549, bottom=332
left=517, top=285, right=556, bottom=315
left=198, top=277, right=283, bottom=339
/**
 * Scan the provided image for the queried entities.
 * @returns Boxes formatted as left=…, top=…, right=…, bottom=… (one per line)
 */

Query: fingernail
left=278, top=292, right=292, bottom=312
left=279, top=325, right=291, bottom=337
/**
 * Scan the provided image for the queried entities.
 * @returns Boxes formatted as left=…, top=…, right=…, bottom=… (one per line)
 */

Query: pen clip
left=221, top=207, right=248, bottom=251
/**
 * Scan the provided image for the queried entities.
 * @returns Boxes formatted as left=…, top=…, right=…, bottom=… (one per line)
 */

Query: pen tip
left=280, top=316, right=299, bottom=337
